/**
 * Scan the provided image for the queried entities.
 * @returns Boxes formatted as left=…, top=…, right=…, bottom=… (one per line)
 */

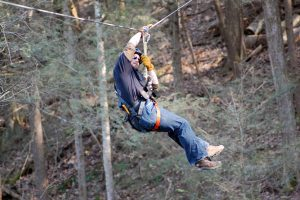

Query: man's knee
left=180, top=118, right=190, bottom=128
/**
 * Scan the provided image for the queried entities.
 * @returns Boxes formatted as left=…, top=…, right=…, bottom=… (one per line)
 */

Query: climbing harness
left=152, top=102, right=161, bottom=131
left=115, top=70, right=161, bottom=132
left=141, top=27, right=161, bottom=131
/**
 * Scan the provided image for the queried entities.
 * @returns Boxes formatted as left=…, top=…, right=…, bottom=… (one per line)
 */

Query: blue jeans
left=130, top=99, right=209, bottom=165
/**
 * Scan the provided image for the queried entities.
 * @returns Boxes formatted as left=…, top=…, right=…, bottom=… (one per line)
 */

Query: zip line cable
left=150, top=0, right=193, bottom=30
left=0, top=0, right=194, bottom=31
left=0, top=0, right=137, bottom=31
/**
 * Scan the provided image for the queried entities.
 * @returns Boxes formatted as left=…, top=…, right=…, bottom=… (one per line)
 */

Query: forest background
left=0, top=0, right=300, bottom=199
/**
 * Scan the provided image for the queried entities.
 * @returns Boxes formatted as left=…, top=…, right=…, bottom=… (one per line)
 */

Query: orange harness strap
left=152, top=102, right=161, bottom=131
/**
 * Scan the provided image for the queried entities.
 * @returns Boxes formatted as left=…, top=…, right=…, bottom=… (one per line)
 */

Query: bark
left=74, top=125, right=87, bottom=200
left=283, top=27, right=300, bottom=42
left=64, top=2, right=87, bottom=199
left=245, top=12, right=264, bottom=35
left=284, top=0, right=297, bottom=68
left=119, top=0, right=125, bottom=13
left=263, top=0, right=297, bottom=185
left=69, top=0, right=81, bottom=31
left=245, top=26, right=300, bottom=48
left=213, top=0, right=245, bottom=77
left=213, top=0, right=226, bottom=36
left=295, top=84, right=300, bottom=120
left=245, top=34, right=267, bottom=48
left=243, top=44, right=263, bottom=62
left=30, top=76, right=48, bottom=200
left=246, top=14, right=300, bottom=36
left=170, top=0, right=183, bottom=89
left=95, top=1, right=114, bottom=200
left=63, top=0, right=76, bottom=65
left=282, top=14, right=300, bottom=29
left=181, top=12, right=198, bottom=73
left=224, top=0, right=245, bottom=77
left=0, top=175, right=2, bottom=200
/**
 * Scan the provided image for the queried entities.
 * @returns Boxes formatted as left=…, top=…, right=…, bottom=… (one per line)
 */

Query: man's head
left=131, top=48, right=142, bottom=69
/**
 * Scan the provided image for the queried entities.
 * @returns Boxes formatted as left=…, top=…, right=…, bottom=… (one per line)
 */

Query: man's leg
left=158, top=107, right=209, bottom=165
left=137, top=101, right=223, bottom=168
left=168, top=132, right=183, bottom=148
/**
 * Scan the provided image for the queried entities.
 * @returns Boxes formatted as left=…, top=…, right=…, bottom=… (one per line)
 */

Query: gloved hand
left=141, top=55, right=155, bottom=71
left=139, top=24, right=152, bottom=33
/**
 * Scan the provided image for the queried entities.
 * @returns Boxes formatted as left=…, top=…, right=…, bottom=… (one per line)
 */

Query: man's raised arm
left=123, top=32, right=142, bottom=60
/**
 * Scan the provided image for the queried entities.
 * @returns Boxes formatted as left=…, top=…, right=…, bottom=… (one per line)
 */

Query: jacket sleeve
left=123, top=32, right=142, bottom=61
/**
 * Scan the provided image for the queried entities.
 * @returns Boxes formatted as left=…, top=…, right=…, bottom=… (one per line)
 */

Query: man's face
left=131, top=54, right=140, bottom=69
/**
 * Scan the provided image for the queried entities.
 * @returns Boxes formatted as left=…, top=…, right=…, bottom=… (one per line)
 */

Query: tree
left=95, top=1, right=114, bottom=200
left=0, top=174, right=2, bottom=200
left=295, top=85, right=300, bottom=120
left=263, top=0, right=297, bottom=186
left=214, top=0, right=245, bottom=77
left=30, top=73, right=48, bottom=200
left=169, top=0, right=183, bottom=89
left=224, top=0, right=245, bottom=76
left=63, top=1, right=87, bottom=199
left=119, top=0, right=126, bottom=13
left=284, top=0, right=297, bottom=69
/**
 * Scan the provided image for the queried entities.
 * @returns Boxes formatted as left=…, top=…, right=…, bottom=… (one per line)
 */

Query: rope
left=0, top=0, right=194, bottom=31
left=0, top=0, right=138, bottom=31
left=150, top=0, right=194, bottom=30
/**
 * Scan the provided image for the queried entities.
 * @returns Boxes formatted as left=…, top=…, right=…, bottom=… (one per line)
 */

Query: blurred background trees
left=0, top=0, right=299, bottom=199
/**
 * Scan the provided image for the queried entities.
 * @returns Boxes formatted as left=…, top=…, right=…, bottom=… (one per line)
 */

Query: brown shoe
left=207, top=145, right=224, bottom=157
left=195, top=158, right=222, bottom=170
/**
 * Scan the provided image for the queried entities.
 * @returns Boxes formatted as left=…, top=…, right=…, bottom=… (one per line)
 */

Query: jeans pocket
left=129, top=116, right=146, bottom=132
left=139, top=104, right=156, bottom=131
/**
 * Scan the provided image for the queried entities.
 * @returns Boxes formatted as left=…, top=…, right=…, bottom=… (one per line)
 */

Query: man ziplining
left=2, top=0, right=224, bottom=170
left=113, top=26, right=224, bottom=170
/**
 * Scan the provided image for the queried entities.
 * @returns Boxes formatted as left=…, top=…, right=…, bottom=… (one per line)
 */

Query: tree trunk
left=64, top=2, right=87, bottom=200
left=30, top=76, right=48, bottom=200
left=245, top=12, right=264, bottom=35
left=181, top=11, right=210, bottom=98
left=170, top=0, right=183, bottom=89
left=181, top=12, right=199, bottom=74
left=224, top=0, right=245, bottom=77
left=245, top=27, right=300, bottom=48
left=284, top=0, right=297, bottom=68
left=213, top=0, right=226, bottom=39
left=63, top=0, right=76, bottom=65
left=95, top=1, right=114, bottom=200
left=295, top=84, right=300, bottom=120
left=74, top=125, right=87, bottom=200
left=69, top=0, right=81, bottom=31
left=119, top=0, right=125, bottom=13
left=263, top=0, right=297, bottom=186
left=0, top=174, right=2, bottom=200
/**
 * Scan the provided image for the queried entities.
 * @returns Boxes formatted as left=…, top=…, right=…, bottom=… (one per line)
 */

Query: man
left=113, top=27, right=224, bottom=170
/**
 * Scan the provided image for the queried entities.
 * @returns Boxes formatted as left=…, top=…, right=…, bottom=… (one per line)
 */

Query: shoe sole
left=208, top=145, right=224, bottom=158
left=196, top=162, right=222, bottom=171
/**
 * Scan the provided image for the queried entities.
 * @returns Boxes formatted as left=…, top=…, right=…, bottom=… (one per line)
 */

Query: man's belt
left=133, top=100, right=145, bottom=116
left=121, top=100, right=160, bottom=131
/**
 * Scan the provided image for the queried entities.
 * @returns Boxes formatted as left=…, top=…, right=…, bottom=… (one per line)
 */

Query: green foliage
left=57, top=175, right=77, bottom=193
left=86, top=170, right=101, bottom=182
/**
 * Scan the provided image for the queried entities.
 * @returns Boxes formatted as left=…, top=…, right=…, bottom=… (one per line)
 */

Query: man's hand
left=139, top=24, right=153, bottom=35
left=141, top=55, right=154, bottom=71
